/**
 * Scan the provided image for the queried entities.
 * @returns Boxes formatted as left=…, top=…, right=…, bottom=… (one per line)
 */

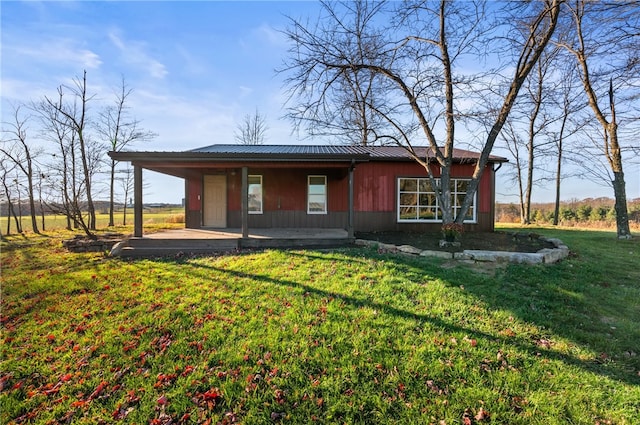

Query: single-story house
left=109, top=144, right=507, bottom=238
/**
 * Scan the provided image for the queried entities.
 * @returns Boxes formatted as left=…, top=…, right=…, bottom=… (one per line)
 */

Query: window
left=397, top=177, right=476, bottom=222
left=248, top=175, right=262, bottom=214
left=308, top=175, right=327, bottom=214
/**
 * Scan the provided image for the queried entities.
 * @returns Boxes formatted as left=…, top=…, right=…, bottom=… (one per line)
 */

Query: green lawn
left=1, top=227, right=638, bottom=424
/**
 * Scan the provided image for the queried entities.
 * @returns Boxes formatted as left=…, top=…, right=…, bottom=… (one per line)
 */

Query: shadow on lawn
left=176, top=249, right=639, bottom=387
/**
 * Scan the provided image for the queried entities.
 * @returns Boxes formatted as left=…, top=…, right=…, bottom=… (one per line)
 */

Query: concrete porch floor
left=113, top=228, right=352, bottom=258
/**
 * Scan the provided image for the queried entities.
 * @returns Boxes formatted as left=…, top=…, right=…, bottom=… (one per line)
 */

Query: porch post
left=241, top=166, right=248, bottom=238
left=347, top=161, right=355, bottom=238
left=133, top=165, right=143, bottom=237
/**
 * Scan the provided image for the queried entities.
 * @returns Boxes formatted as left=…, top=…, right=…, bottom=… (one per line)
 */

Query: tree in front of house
left=281, top=0, right=561, bottom=225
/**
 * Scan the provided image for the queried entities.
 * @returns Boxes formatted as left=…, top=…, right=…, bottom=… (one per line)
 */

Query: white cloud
left=254, top=23, right=288, bottom=48
left=108, top=30, right=168, bottom=79
left=238, top=86, right=253, bottom=98
left=4, top=38, right=102, bottom=70
left=125, top=88, right=238, bottom=151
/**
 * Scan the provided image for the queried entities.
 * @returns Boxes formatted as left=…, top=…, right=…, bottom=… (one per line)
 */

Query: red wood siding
left=353, top=162, right=493, bottom=213
left=478, top=169, right=491, bottom=214
left=227, top=168, right=349, bottom=213
left=185, top=176, right=202, bottom=228
left=183, top=161, right=496, bottom=231
left=187, top=177, right=201, bottom=211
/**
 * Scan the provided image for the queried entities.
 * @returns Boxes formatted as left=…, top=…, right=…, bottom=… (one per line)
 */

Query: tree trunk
left=10, top=201, right=22, bottom=233
left=524, top=145, right=533, bottom=225
left=26, top=171, right=39, bottom=234
left=6, top=201, right=12, bottom=235
left=612, top=173, right=631, bottom=239
left=40, top=201, right=46, bottom=231
left=553, top=140, right=562, bottom=226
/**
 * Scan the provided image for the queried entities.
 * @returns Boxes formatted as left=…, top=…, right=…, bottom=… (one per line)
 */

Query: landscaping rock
left=420, top=250, right=454, bottom=259
left=463, top=250, right=544, bottom=264
left=398, top=244, right=423, bottom=255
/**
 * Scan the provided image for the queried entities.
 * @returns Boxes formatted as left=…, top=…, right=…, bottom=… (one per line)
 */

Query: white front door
left=203, top=175, right=227, bottom=227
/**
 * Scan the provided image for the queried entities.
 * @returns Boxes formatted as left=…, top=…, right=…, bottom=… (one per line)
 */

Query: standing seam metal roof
left=188, top=144, right=507, bottom=162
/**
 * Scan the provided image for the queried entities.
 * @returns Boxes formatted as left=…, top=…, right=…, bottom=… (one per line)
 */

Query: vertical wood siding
left=185, top=162, right=497, bottom=231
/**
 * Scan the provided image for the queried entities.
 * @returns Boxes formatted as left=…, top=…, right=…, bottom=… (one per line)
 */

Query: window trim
left=397, top=177, right=477, bottom=223
left=248, top=175, right=263, bottom=215
left=307, top=175, right=327, bottom=215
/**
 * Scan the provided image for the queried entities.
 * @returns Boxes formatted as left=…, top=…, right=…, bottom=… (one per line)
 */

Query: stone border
left=355, top=237, right=569, bottom=265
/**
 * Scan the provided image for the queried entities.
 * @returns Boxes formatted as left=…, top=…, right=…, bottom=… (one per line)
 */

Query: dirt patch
left=62, top=233, right=125, bottom=253
left=354, top=230, right=555, bottom=253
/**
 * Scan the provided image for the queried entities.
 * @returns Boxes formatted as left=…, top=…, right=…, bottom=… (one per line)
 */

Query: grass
left=1, top=226, right=639, bottom=424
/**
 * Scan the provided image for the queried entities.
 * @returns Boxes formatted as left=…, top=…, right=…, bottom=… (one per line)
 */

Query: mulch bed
left=354, top=231, right=555, bottom=253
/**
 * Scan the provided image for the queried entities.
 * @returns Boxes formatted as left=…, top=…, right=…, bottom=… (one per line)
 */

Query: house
left=109, top=144, right=507, bottom=238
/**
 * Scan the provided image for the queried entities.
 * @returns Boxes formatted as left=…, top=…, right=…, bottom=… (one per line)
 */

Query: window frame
left=307, top=175, right=327, bottom=215
left=397, top=177, right=477, bottom=223
left=248, top=175, right=263, bottom=215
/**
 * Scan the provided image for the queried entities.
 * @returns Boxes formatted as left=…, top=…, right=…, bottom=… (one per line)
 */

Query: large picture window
left=248, top=175, right=262, bottom=214
left=308, top=175, right=327, bottom=214
left=397, top=177, right=476, bottom=222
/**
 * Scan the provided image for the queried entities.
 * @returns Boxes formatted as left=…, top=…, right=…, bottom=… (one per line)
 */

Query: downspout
left=491, top=162, right=503, bottom=231
left=347, top=159, right=355, bottom=239
left=241, top=166, right=248, bottom=239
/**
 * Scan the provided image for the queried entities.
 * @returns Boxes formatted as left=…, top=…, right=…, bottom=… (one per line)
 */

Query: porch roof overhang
left=108, top=150, right=371, bottom=164
left=108, top=150, right=370, bottom=178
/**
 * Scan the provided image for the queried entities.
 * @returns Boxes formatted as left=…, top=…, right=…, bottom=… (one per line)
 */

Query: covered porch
left=109, top=146, right=370, bottom=241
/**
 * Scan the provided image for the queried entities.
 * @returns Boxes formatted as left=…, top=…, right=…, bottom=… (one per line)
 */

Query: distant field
left=0, top=208, right=185, bottom=234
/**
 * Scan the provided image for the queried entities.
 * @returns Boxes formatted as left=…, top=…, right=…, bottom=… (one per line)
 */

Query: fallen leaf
left=475, top=407, right=490, bottom=421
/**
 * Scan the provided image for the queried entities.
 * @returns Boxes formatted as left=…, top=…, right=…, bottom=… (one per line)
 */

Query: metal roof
left=187, top=144, right=508, bottom=162
left=110, top=144, right=508, bottom=163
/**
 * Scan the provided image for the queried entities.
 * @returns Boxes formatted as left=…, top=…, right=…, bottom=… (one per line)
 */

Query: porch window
left=248, top=175, right=263, bottom=214
left=308, top=175, right=327, bottom=214
left=397, top=177, right=476, bottom=222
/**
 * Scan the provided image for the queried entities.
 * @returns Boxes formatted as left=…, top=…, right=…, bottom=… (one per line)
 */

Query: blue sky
left=2, top=1, right=637, bottom=204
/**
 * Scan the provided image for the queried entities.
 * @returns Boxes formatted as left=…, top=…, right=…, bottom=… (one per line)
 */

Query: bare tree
left=234, top=108, right=268, bottom=145
left=558, top=0, right=639, bottom=238
left=33, top=90, right=77, bottom=231
left=281, top=0, right=561, bottom=225
left=0, top=106, right=41, bottom=234
left=96, top=77, right=156, bottom=227
left=43, top=71, right=98, bottom=236
left=500, top=44, right=579, bottom=224
left=0, top=158, right=21, bottom=235
left=115, top=166, right=134, bottom=226
left=551, top=64, right=586, bottom=225
left=284, top=1, right=390, bottom=146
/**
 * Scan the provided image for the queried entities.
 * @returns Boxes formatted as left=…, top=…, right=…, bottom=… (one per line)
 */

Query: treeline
left=497, top=198, right=640, bottom=227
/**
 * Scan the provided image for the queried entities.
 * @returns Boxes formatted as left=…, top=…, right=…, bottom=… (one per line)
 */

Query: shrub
left=576, top=205, right=593, bottom=221
left=165, top=214, right=185, bottom=224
